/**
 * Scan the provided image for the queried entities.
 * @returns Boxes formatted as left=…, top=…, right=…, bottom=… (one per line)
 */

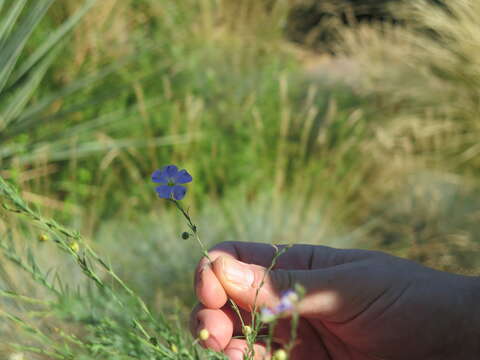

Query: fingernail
left=222, top=257, right=254, bottom=289
left=197, top=263, right=210, bottom=285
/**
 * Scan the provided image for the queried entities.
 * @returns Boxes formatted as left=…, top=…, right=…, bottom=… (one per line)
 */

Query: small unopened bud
left=198, top=328, right=209, bottom=341
left=181, top=231, right=190, bottom=240
left=273, top=349, right=288, bottom=360
left=70, top=242, right=80, bottom=253
left=242, top=325, right=252, bottom=336
left=170, top=344, right=178, bottom=353
left=38, top=234, right=48, bottom=242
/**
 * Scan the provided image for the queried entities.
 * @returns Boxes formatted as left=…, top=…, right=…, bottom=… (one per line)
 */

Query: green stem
left=171, top=199, right=211, bottom=261
left=285, top=311, right=299, bottom=356
left=171, top=199, right=247, bottom=343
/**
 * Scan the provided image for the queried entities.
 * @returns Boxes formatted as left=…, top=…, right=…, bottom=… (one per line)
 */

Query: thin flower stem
left=252, top=245, right=289, bottom=330
left=247, top=245, right=290, bottom=359
left=171, top=199, right=246, bottom=342
left=266, top=320, right=277, bottom=356
left=171, top=199, right=211, bottom=262
left=285, top=311, right=299, bottom=356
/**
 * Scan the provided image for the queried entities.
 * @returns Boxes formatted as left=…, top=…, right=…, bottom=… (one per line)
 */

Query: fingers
left=209, top=253, right=350, bottom=314
left=207, top=241, right=375, bottom=270
left=224, top=339, right=268, bottom=360
left=195, top=241, right=377, bottom=309
left=195, top=260, right=228, bottom=309
left=189, top=304, right=235, bottom=351
left=188, top=304, right=266, bottom=360
left=272, top=318, right=332, bottom=359
left=195, top=242, right=280, bottom=309
left=189, top=308, right=332, bottom=360
left=210, top=252, right=396, bottom=323
left=211, top=256, right=281, bottom=311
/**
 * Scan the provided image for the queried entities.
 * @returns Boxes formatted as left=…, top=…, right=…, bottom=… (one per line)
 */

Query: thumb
left=211, top=255, right=329, bottom=313
left=212, top=256, right=282, bottom=311
left=212, top=255, right=385, bottom=321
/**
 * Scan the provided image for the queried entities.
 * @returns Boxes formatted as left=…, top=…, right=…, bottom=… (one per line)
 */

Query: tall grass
left=4, top=0, right=373, bottom=235
left=335, top=0, right=480, bottom=270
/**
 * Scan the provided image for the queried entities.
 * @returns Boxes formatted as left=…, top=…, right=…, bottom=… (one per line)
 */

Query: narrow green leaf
left=1, top=44, right=60, bottom=126
left=12, top=56, right=131, bottom=130
left=0, top=0, right=55, bottom=94
left=12, top=0, right=97, bottom=85
left=0, top=0, right=27, bottom=47
left=15, top=133, right=201, bottom=165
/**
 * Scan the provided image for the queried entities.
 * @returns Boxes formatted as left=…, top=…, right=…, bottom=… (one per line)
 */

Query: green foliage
left=0, top=176, right=227, bottom=358
left=0, top=0, right=94, bottom=153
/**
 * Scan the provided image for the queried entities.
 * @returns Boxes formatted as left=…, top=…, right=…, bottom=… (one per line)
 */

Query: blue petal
left=161, top=164, right=178, bottom=178
left=260, top=308, right=276, bottom=322
left=151, top=169, right=168, bottom=184
left=276, top=300, right=292, bottom=313
left=174, top=169, right=193, bottom=184
left=172, top=185, right=187, bottom=200
left=155, top=185, right=173, bottom=199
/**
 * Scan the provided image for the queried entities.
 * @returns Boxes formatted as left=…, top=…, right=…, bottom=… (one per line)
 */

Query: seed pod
left=181, top=231, right=190, bottom=240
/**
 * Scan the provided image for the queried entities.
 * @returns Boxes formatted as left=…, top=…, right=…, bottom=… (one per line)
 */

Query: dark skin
left=190, top=242, right=480, bottom=360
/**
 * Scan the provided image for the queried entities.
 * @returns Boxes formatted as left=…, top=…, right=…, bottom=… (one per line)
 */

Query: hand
left=190, top=242, right=480, bottom=359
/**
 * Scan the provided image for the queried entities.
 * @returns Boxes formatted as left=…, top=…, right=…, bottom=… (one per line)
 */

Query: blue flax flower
left=277, top=289, right=299, bottom=312
left=152, top=165, right=192, bottom=200
left=260, top=289, right=299, bottom=323
left=260, top=307, right=276, bottom=323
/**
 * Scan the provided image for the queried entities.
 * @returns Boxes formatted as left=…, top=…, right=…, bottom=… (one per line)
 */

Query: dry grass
left=332, top=0, right=480, bottom=271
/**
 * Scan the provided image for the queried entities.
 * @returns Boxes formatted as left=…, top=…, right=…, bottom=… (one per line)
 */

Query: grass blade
left=15, top=133, right=202, bottom=165
left=0, top=0, right=27, bottom=48
left=1, top=45, right=59, bottom=126
left=11, top=0, right=97, bottom=85
left=0, top=0, right=55, bottom=94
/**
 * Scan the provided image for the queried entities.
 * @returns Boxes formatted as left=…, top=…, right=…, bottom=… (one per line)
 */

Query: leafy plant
left=0, top=0, right=96, bottom=164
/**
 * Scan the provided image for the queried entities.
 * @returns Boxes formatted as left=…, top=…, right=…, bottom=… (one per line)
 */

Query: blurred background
left=1, top=0, right=480, bottom=356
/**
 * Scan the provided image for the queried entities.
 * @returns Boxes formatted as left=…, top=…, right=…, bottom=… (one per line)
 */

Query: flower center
left=167, top=178, right=176, bottom=186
